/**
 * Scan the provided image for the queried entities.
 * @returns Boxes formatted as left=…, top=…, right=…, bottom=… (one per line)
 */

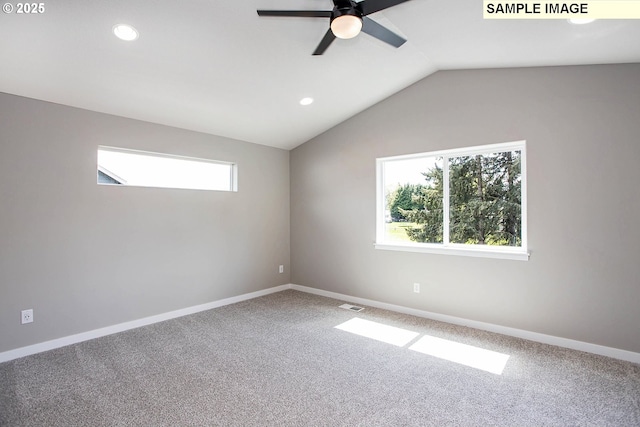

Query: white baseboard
left=290, top=284, right=640, bottom=365
left=0, top=284, right=290, bottom=364
left=3, top=283, right=639, bottom=365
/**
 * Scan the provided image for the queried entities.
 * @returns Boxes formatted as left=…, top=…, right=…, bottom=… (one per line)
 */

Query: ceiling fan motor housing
left=331, top=1, right=363, bottom=20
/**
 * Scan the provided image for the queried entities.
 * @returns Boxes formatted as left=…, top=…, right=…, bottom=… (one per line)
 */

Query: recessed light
left=299, top=97, right=314, bottom=106
left=568, top=18, right=595, bottom=25
left=113, top=24, right=138, bottom=41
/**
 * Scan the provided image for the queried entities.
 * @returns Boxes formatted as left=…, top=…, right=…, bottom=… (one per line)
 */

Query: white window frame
left=97, top=146, right=238, bottom=192
left=375, top=141, right=529, bottom=261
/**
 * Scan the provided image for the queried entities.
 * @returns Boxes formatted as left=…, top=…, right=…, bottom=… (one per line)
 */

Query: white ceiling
left=1, top=0, right=639, bottom=150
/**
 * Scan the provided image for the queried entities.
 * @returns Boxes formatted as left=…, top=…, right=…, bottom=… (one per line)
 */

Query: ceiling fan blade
left=361, top=17, right=406, bottom=48
left=257, top=10, right=332, bottom=18
left=358, top=0, right=411, bottom=16
left=312, top=29, right=336, bottom=55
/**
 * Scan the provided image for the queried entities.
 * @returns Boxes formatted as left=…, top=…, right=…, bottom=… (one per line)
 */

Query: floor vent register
left=339, top=303, right=364, bottom=312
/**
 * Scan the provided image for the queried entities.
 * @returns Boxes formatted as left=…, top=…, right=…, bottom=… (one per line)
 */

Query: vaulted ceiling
left=1, top=0, right=639, bottom=149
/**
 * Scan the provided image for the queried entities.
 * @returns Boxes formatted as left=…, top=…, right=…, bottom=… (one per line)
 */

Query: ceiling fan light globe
left=331, top=15, right=363, bottom=39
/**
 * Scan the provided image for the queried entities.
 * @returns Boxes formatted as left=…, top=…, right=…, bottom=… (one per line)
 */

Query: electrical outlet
left=413, top=283, right=420, bottom=293
left=279, top=265, right=284, bottom=274
left=21, top=309, right=33, bottom=324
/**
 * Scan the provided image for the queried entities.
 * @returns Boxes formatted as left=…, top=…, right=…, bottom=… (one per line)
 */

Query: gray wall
left=290, top=64, right=640, bottom=353
left=0, top=93, right=290, bottom=353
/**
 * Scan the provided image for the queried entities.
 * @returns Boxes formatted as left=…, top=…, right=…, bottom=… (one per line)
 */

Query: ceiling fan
left=257, top=0, right=411, bottom=55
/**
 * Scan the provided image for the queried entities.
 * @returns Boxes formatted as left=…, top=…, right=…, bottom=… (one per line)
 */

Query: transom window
left=376, top=141, right=528, bottom=260
left=97, top=146, right=237, bottom=192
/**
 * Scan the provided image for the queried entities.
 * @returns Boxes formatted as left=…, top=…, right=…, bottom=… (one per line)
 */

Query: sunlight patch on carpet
left=409, top=335, right=510, bottom=375
left=334, top=318, right=419, bottom=347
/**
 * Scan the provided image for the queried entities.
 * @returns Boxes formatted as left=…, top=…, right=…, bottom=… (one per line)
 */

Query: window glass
left=97, top=147, right=236, bottom=192
left=383, top=156, right=443, bottom=244
left=448, top=151, right=522, bottom=247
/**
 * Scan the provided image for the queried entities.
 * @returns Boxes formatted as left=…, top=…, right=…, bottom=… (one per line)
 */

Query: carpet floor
left=1, top=290, right=639, bottom=426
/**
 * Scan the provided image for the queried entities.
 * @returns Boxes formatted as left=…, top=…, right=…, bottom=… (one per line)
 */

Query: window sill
left=374, top=242, right=530, bottom=261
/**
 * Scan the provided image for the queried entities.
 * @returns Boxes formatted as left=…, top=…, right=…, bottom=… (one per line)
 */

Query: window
left=97, top=146, right=237, bottom=192
left=376, top=141, right=528, bottom=260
